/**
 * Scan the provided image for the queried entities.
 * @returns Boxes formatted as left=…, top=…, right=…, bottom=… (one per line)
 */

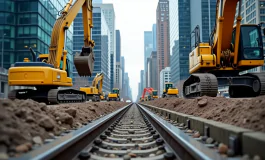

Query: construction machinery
left=107, top=88, right=120, bottom=101
left=141, top=87, right=158, bottom=101
left=8, top=0, right=95, bottom=104
left=100, top=92, right=106, bottom=101
left=80, top=73, right=103, bottom=102
left=183, top=0, right=265, bottom=98
left=162, top=82, right=179, bottom=98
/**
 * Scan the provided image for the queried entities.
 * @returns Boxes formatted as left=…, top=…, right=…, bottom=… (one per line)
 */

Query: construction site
left=1, top=0, right=265, bottom=159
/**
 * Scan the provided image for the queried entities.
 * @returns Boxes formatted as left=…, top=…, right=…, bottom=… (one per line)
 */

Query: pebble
left=48, top=133, right=55, bottom=138
left=179, top=123, right=185, bottom=127
left=156, top=150, right=164, bottom=155
left=201, top=136, right=208, bottom=141
left=149, top=153, right=156, bottom=157
left=218, top=143, right=228, bottom=154
left=0, top=152, right=9, bottom=160
left=253, top=155, right=261, bottom=160
left=26, top=116, right=35, bottom=123
left=197, top=98, right=208, bottom=107
left=206, top=137, right=214, bottom=144
left=123, top=155, right=131, bottom=160
left=33, top=136, right=43, bottom=145
left=241, top=155, right=250, bottom=160
left=109, top=154, right=116, bottom=158
left=227, top=149, right=234, bottom=157
left=15, top=143, right=32, bottom=153
left=185, top=129, right=193, bottom=133
left=193, top=132, right=200, bottom=138
left=128, top=153, right=137, bottom=158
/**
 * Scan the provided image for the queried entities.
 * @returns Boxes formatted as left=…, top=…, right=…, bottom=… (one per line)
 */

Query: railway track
left=11, top=103, right=232, bottom=160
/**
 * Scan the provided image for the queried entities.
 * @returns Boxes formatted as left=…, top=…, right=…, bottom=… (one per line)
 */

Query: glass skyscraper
left=72, top=7, right=111, bottom=92
left=0, top=0, right=74, bottom=77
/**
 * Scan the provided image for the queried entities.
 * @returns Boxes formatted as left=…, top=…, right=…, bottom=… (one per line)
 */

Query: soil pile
left=143, top=96, right=265, bottom=133
left=0, top=99, right=128, bottom=157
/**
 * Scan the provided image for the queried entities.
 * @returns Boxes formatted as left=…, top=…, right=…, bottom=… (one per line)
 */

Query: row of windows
left=246, top=3, right=255, bottom=15
left=0, top=1, right=15, bottom=12
left=246, top=11, right=256, bottom=22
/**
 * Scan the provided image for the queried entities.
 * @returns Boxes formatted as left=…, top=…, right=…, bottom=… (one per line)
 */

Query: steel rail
left=137, top=103, right=241, bottom=160
left=10, top=103, right=132, bottom=160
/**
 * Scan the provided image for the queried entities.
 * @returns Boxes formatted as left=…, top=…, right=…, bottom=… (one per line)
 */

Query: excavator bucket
left=74, top=46, right=94, bottom=77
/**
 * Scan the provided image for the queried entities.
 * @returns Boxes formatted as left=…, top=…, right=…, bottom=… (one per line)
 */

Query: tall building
left=0, top=0, right=74, bottom=72
left=115, top=30, right=122, bottom=90
left=170, top=0, right=216, bottom=86
left=140, top=70, right=144, bottom=95
left=160, top=67, right=171, bottom=96
left=94, top=3, right=116, bottom=91
left=152, top=24, right=157, bottom=51
left=144, top=31, right=153, bottom=88
left=156, top=0, right=170, bottom=94
left=147, top=51, right=158, bottom=89
left=72, top=7, right=111, bottom=92
left=120, top=56, right=125, bottom=97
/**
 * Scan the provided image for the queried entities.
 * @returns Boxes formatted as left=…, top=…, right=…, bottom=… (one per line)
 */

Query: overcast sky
left=103, top=0, right=158, bottom=102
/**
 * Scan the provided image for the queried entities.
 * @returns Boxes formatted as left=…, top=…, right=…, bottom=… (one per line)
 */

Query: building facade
left=115, top=30, right=122, bottom=89
left=159, top=67, right=171, bottom=96
left=157, top=0, right=170, bottom=93
left=140, top=70, right=145, bottom=95
left=144, top=31, right=153, bottom=89
left=94, top=3, right=116, bottom=91
left=170, top=0, right=216, bottom=86
left=152, top=24, right=157, bottom=51
left=0, top=0, right=74, bottom=72
left=72, top=7, right=111, bottom=92
left=147, top=51, right=158, bottom=89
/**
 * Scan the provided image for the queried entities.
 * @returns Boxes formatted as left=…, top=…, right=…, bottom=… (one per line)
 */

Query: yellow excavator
left=8, top=0, right=95, bottom=104
left=183, top=0, right=265, bottom=98
left=80, top=72, right=104, bottom=102
left=162, top=82, right=179, bottom=98
left=107, top=88, right=120, bottom=101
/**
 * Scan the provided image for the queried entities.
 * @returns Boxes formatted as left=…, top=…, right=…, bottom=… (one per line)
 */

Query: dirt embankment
left=0, top=99, right=128, bottom=157
left=143, top=96, right=265, bottom=133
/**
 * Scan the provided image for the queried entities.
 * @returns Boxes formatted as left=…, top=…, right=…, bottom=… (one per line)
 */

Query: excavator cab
left=162, top=82, right=179, bottom=98
left=152, top=90, right=158, bottom=99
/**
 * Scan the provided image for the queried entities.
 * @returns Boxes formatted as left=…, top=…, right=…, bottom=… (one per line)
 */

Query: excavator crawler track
left=8, top=88, right=86, bottom=104
left=183, top=73, right=218, bottom=98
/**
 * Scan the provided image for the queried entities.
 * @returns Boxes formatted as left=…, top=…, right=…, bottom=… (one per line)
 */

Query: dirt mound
left=0, top=99, right=128, bottom=157
left=143, top=96, right=265, bottom=133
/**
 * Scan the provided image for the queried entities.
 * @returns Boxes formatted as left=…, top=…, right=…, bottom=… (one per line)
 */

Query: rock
left=109, top=154, right=116, bottom=158
left=206, top=137, right=214, bottom=144
left=15, top=143, right=32, bottom=153
left=32, top=136, right=43, bottom=144
left=201, top=136, right=208, bottom=141
left=193, top=132, right=200, bottom=138
left=39, top=116, right=55, bottom=130
left=26, top=116, right=35, bottom=123
left=179, top=123, right=185, bottom=127
left=241, top=155, right=250, bottom=160
left=185, top=129, right=193, bottom=133
left=65, top=108, right=77, bottom=117
left=227, top=149, right=234, bottom=157
left=156, top=150, right=164, bottom=155
left=123, top=155, right=131, bottom=160
left=253, top=155, right=261, bottom=160
left=197, top=98, right=208, bottom=107
left=0, top=152, right=8, bottom=160
left=39, top=103, right=47, bottom=111
left=88, top=106, right=96, bottom=112
left=128, top=153, right=137, bottom=158
left=218, top=143, right=228, bottom=154
left=54, top=112, right=73, bottom=125
left=149, top=153, right=156, bottom=157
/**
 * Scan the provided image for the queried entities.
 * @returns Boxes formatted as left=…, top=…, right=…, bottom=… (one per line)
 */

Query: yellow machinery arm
left=212, top=0, right=242, bottom=67
left=48, top=0, right=95, bottom=76
left=92, top=73, right=104, bottom=95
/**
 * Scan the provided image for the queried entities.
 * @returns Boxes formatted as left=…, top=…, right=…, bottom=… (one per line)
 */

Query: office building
left=0, top=0, right=74, bottom=70
left=147, top=51, right=158, bottom=89
left=0, top=0, right=75, bottom=98
left=170, top=0, right=216, bottom=86
left=152, top=24, right=157, bottom=51
left=115, top=30, right=122, bottom=89
left=72, top=7, right=111, bottom=92
left=93, top=3, right=116, bottom=91
left=157, top=0, right=170, bottom=93
left=116, top=30, right=121, bottom=62
left=140, top=70, right=144, bottom=94
left=144, top=31, right=153, bottom=88
left=160, top=67, right=171, bottom=96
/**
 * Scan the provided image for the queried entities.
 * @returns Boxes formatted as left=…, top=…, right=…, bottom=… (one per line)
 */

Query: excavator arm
left=47, top=0, right=95, bottom=76
left=92, top=73, right=104, bottom=95
left=141, top=87, right=154, bottom=99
